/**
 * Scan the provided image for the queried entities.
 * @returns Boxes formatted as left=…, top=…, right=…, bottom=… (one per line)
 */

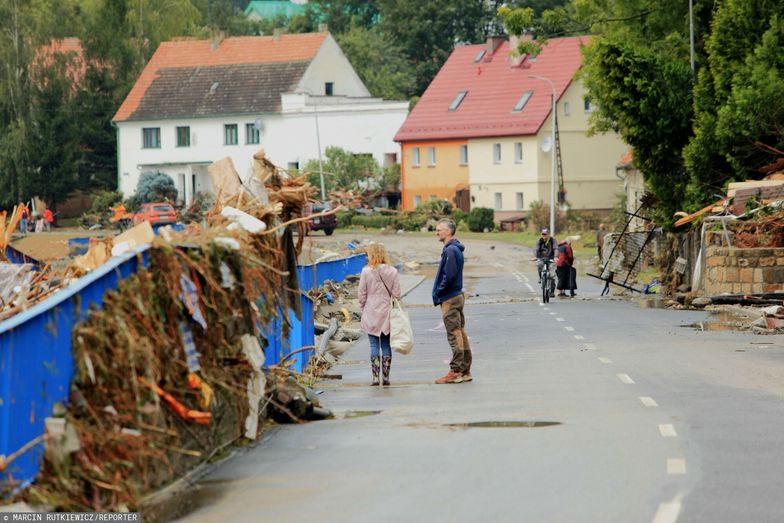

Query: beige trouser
left=440, top=293, right=471, bottom=374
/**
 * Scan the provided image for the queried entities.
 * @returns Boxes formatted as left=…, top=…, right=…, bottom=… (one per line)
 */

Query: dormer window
left=474, top=50, right=486, bottom=63
left=513, top=91, right=533, bottom=112
left=449, top=90, right=467, bottom=111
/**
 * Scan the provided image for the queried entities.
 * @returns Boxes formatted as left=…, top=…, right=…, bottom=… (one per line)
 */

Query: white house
left=113, top=31, right=408, bottom=205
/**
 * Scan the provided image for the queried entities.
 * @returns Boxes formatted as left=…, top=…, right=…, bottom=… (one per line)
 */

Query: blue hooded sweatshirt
left=432, top=239, right=465, bottom=305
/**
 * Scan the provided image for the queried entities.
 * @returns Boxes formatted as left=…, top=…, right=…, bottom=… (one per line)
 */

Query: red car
left=132, top=203, right=177, bottom=226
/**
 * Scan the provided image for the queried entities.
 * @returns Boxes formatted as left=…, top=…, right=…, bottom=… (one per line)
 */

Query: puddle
left=680, top=310, right=751, bottom=332
left=343, top=410, right=382, bottom=418
left=639, top=298, right=667, bottom=309
left=445, top=421, right=561, bottom=428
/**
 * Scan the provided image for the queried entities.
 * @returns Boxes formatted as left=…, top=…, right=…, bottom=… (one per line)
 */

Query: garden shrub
left=466, top=207, right=495, bottom=232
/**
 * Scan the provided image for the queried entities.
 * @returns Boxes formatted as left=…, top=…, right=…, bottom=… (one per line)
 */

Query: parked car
left=132, top=203, right=177, bottom=226
left=305, top=202, right=337, bottom=235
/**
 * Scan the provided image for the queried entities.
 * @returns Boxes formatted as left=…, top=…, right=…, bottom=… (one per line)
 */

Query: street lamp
left=527, top=74, right=557, bottom=237
left=296, top=88, right=326, bottom=200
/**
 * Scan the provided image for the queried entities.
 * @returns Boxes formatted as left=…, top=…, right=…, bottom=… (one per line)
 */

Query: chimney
left=210, top=29, right=225, bottom=50
left=509, top=33, right=533, bottom=67
left=273, top=28, right=288, bottom=40
left=486, top=36, right=505, bottom=56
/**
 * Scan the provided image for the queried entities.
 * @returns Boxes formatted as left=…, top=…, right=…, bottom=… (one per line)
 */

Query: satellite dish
left=254, top=118, right=265, bottom=132
left=541, top=137, right=552, bottom=152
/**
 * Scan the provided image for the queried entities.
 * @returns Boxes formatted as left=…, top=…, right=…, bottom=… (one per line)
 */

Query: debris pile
left=5, top=150, right=329, bottom=512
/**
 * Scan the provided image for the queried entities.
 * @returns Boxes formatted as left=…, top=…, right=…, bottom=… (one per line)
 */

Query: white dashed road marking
left=565, top=326, right=575, bottom=331
left=617, top=373, right=635, bottom=384
left=556, top=317, right=565, bottom=322
left=667, top=459, right=687, bottom=475
left=659, top=424, right=678, bottom=438
left=598, top=357, right=613, bottom=364
left=639, top=396, right=658, bottom=407
left=584, top=343, right=596, bottom=350
left=525, top=284, right=534, bottom=292
left=652, top=494, right=683, bottom=523
left=574, top=335, right=584, bottom=340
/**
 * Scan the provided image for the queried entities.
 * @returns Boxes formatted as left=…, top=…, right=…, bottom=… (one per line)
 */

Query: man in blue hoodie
left=432, top=219, right=472, bottom=384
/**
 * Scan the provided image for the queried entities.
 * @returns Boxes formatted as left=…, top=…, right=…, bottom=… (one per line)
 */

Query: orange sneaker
left=435, top=371, right=462, bottom=384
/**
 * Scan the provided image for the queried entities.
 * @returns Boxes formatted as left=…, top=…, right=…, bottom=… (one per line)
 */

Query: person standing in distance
left=433, top=219, right=472, bottom=384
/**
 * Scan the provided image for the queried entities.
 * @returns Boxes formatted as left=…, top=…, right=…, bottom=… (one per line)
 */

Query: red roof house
left=395, top=36, right=627, bottom=221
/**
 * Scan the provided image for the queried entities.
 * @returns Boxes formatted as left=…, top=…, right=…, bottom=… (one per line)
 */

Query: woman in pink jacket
left=358, top=243, right=401, bottom=386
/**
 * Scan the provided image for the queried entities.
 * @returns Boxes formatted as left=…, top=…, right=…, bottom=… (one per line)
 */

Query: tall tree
left=683, top=2, right=784, bottom=208
left=335, top=26, right=414, bottom=100
left=377, top=0, right=488, bottom=96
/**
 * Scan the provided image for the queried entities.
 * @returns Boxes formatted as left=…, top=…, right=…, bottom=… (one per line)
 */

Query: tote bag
left=389, top=297, right=414, bottom=355
left=379, top=272, right=414, bottom=355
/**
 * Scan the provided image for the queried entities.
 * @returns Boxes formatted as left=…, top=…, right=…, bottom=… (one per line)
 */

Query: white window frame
left=494, top=192, right=503, bottom=210
left=413, top=195, right=422, bottom=207
left=514, top=142, right=523, bottom=163
left=516, top=192, right=524, bottom=210
left=564, top=101, right=571, bottom=116
left=493, top=143, right=502, bottom=164
left=412, top=147, right=421, bottom=167
left=459, top=145, right=468, bottom=165
left=427, top=147, right=436, bottom=166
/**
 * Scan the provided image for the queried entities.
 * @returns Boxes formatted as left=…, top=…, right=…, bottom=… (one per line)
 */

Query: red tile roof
left=394, top=37, right=589, bottom=142
left=114, top=32, right=327, bottom=122
left=35, top=38, right=86, bottom=83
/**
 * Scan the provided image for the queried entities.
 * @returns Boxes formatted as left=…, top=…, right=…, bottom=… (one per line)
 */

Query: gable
left=128, top=61, right=309, bottom=120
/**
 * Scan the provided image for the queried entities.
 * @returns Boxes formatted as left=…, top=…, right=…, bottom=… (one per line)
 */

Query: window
left=246, top=123, right=260, bottom=145
left=516, top=192, right=524, bottom=210
left=142, top=127, right=160, bottom=149
left=412, top=147, right=421, bottom=167
left=287, top=161, right=299, bottom=172
left=493, top=143, right=502, bottom=164
left=176, top=126, right=190, bottom=147
left=449, top=90, right=467, bottom=111
left=514, top=142, right=523, bottom=163
left=325, top=82, right=334, bottom=96
left=564, top=101, right=571, bottom=116
left=224, top=124, right=238, bottom=145
left=513, top=91, right=533, bottom=112
left=427, top=147, right=436, bottom=166
left=413, top=195, right=422, bottom=207
left=459, top=145, right=468, bottom=165
left=584, top=97, right=596, bottom=113
left=494, top=192, right=503, bottom=210
left=474, top=49, right=486, bottom=63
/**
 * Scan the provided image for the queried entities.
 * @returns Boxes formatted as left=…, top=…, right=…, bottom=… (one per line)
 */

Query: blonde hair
left=365, top=243, right=391, bottom=268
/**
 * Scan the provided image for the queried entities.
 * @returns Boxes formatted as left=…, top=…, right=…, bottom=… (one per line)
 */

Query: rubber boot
left=381, top=356, right=392, bottom=386
left=371, top=357, right=380, bottom=386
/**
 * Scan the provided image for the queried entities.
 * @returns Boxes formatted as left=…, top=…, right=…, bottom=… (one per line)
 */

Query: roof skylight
left=474, top=50, right=486, bottom=63
left=449, top=90, right=468, bottom=111
left=513, top=91, right=533, bottom=112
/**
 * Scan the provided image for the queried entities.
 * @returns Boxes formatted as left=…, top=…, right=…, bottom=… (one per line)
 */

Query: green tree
left=303, top=146, right=380, bottom=194
left=335, top=26, right=414, bottom=99
left=377, top=0, right=488, bottom=96
left=683, top=3, right=784, bottom=208
left=134, top=171, right=178, bottom=203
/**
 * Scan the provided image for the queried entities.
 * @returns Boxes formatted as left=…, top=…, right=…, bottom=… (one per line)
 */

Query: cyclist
left=533, top=228, right=557, bottom=290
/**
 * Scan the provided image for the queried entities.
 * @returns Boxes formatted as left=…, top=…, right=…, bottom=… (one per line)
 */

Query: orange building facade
left=400, top=140, right=469, bottom=211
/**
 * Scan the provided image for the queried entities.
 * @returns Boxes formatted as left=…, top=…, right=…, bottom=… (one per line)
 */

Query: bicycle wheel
left=542, top=274, right=550, bottom=303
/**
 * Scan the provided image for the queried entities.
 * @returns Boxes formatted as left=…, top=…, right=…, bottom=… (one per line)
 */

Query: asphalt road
left=173, top=234, right=784, bottom=523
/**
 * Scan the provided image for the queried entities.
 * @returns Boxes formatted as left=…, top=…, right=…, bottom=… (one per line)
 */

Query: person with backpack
left=556, top=239, right=575, bottom=297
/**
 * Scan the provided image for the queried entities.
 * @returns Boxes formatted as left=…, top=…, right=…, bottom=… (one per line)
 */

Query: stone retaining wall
left=703, top=243, right=784, bottom=294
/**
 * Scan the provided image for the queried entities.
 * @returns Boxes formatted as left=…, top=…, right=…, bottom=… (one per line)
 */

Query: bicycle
left=537, top=257, right=555, bottom=303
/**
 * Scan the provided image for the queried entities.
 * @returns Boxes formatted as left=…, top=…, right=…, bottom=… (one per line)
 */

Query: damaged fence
left=0, top=244, right=365, bottom=497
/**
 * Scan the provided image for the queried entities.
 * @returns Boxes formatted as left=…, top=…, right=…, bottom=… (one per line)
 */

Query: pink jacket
left=358, top=264, right=401, bottom=336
